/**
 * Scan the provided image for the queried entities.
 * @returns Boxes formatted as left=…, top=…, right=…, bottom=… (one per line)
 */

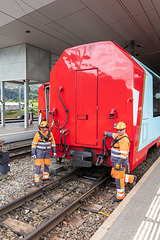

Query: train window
left=153, top=78, right=160, bottom=117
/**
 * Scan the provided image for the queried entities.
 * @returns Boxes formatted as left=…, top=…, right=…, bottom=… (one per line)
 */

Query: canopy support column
left=19, top=85, right=21, bottom=118
left=1, top=81, right=5, bottom=126
left=24, top=79, right=29, bottom=128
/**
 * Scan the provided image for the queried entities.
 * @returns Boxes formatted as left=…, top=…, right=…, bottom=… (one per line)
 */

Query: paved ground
left=0, top=121, right=38, bottom=143
left=91, top=157, right=160, bottom=240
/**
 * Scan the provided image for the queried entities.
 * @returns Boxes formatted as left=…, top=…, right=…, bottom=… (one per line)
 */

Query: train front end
left=39, top=41, right=146, bottom=171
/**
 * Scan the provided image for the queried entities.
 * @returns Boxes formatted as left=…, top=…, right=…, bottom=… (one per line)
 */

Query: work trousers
left=111, top=167, right=135, bottom=200
left=35, top=151, right=51, bottom=183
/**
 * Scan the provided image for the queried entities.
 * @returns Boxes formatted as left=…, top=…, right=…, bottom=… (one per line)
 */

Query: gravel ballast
left=0, top=145, right=160, bottom=239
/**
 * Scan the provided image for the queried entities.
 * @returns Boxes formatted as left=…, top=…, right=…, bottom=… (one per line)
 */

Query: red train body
left=38, top=41, right=160, bottom=171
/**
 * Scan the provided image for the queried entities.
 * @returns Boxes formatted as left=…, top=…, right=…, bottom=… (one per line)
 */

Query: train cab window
left=153, top=78, right=160, bottom=117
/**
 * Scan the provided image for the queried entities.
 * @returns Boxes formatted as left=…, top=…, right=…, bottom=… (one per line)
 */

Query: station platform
left=91, top=157, right=160, bottom=240
left=0, top=121, right=38, bottom=143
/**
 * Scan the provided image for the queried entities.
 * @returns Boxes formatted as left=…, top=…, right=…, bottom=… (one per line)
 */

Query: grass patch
left=0, top=100, right=39, bottom=119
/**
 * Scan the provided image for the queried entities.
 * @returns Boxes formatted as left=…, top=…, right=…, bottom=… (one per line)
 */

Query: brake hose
left=58, top=133, right=68, bottom=159
left=60, top=131, right=65, bottom=149
left=54, top=88, right=69, bottom=130
left=104, top=137, right=111, bottom=156
left=102, top=136, right=110, bottom=157
left=102, top=137, right=105, bottom=157
left=63, top=133, right=68, bottom=157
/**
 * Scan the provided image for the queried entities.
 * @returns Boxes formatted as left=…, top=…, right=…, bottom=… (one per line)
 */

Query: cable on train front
left=47, top=86, right=112, bottom=168
left=49, top=87, right=70, bottom=162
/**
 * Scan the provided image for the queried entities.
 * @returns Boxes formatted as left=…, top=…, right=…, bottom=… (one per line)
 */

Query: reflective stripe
left=120, top=154, right=127, bottom=159
left=37, top=141, right=52, bottom=150
left=38, top=142, right=51, bottom=146
left=117, top=191, right=125, bottom=197
left=43, top=175, right=48, bottom=179
left=37, top=146, right=51, bottom=149
left=120, top=150, right=129, bottom=154
left=43, top=171, right=48, bottom=175
left=117, top=188, right=125, bottom=193
left=112, top=148, right=128, bottom=155
left=35, top=174, right=40, bottom=182
left=32, top=142, right=37, bottom=145
left=43, top=173, right=49, bottom=179
left=125, top=175, right=129, bottom=182
left=111, top=153, right=120, bottom=158
left=111, top=148, right=120, bottom=153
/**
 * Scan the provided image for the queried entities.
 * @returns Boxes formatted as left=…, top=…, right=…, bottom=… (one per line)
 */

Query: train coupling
left=95, top=156, right=103, bottom=166
left=70, top=149, right=92, bottom=167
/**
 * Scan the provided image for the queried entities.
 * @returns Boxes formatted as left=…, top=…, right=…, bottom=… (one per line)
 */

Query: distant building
left=0, top=102, right=25, bottom=111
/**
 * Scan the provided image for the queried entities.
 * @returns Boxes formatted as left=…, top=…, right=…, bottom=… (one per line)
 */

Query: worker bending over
left=105, top=122, right=137, bottom=202
left=31, top=121, right=56, bottom=187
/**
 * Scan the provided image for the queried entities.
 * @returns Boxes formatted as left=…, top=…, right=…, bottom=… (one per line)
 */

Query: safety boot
left=35, top=182, right=41, bottom=187
left=130, top=176, right=137, bottom=189
left=112, top=196, right=122, bottom=202
left=43, top=177, right=54, bottom=182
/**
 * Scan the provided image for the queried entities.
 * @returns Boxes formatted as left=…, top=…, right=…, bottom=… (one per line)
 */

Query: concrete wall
left=0, top=44, right=54, bottom=84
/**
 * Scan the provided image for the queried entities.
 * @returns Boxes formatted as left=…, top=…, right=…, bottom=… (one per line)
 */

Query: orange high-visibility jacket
left=107, top=132, right=130, bottom=168
left=32, top=130, right=56, bottom=156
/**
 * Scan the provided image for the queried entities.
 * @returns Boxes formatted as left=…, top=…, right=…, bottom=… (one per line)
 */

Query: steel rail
left=9, top=150, right=32, bottom=159
left=4, top=138, right=33, bottom=145
left=7, top=145, right=31, bottom=152
left=7, top=145, right=32, bottom=160
left=0, top=168, right=80, bottom=216
left=23, top=176, right=109, bottom=240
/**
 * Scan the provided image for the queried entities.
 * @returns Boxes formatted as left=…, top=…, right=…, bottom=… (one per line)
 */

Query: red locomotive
left=38, top=41, right=160, bottom=171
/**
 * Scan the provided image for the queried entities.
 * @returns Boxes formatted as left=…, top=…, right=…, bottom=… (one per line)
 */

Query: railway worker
left=105, top=122, right=137, bottom=202
left=31, top=121, right=56, bottom=187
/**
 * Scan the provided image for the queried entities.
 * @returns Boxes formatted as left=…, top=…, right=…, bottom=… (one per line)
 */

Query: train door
left=75, top=69, right=98, bottom=145
left=45, top=85, right=50, bottom=123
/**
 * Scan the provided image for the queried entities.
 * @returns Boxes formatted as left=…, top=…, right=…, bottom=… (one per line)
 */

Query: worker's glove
left=103, top=131, right=108, bottom=136
left=53, top=153, right=57, bottom=157
left=31, top=151, right=36, bottom=159
left=31, top=150, right=35, bottom=156
left=116, top=164, right=120, bottom=170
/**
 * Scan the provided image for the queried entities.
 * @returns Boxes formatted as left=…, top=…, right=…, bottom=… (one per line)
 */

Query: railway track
left=3, top=140, right=32, bottom=160
left=0, top=144, right=160, bottom=239
left=8, top=145, right=31, bottom=159
left=0, top=118, right=38, bottom=124
left=0, top=167, right=110, bottom=240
